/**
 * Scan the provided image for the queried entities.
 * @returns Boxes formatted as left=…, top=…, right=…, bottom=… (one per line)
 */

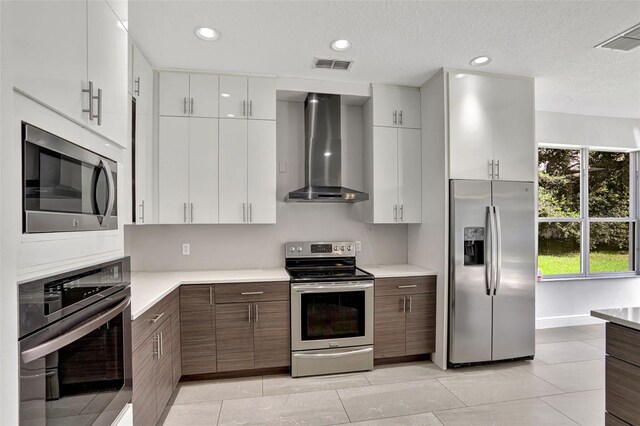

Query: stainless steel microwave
left=22, top=122, right=118, bottom=233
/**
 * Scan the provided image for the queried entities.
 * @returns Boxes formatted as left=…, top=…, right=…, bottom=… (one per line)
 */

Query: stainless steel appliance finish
left=286, top=93, right=369, bottom=203
left=19, top=258, right=132, bottom=426
left=287, top=241, right=374, bottom=377
left=22, top=123, right=118, bottom=233
left=448, top=180, right=536, bottom=366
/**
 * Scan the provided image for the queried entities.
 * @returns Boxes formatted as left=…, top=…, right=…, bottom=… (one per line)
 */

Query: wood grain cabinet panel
left=215, top=282, right=289, bottom=304
left=180, top=285, right=216, bottom=375
left=216, top=303, right=255, bottom=372
left=606, top=323, right=640, bottom=368
left=132, top=331, right=157, bottom=426
left=606, top=355, right=640, bottom=425
left=155, top=319, right=174, bottom=421
left=374, top=296, right=406, bottom=359
left=374, top=276, right=437, bottom=360
left=254, top=301, right=290, bottom=369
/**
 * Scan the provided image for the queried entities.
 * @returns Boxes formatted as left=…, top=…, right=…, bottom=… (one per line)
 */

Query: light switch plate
left=355, top=241, right=362, bottom=252
left=182, top=243, right=190, bottom=256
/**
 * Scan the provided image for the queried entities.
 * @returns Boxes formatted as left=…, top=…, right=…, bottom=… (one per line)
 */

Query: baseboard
left=536, top=314, right=605, bottom=329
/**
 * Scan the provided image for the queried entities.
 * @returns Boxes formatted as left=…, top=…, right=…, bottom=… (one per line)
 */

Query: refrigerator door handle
left=485, top=206, right=493, bottom=296
left=494, top=206, right=502, bottom=295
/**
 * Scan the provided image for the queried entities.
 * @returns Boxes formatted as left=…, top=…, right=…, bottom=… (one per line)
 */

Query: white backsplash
left=126, top=101, right=408, bottom=271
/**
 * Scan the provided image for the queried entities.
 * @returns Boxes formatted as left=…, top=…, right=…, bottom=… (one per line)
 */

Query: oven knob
left=297, top=246, right=302, bottom=252
left=347, top=245, right=352, bottom=251
left=289, top=246, right=295, bottom=252
left=340, top=245, right=345, bottom=251
left=333, top=245, right=338, bottom=251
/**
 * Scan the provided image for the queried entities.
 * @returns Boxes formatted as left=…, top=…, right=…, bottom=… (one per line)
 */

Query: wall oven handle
left=292, top=347, right=373, bottom=359
left=21, top=296, right=131, bottom=364
left=98, top=158, right=115, bottom=227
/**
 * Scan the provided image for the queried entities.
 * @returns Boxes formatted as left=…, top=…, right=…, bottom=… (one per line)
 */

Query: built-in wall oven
left=286, top=242, right=374, bottom=377
left=18, top=258, right=131, bottom=426
left=22, top=122, right=118, bottom=233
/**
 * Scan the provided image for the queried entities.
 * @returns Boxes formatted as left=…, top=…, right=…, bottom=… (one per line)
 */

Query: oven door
left=19, top=290, right=131, bottom=426
left=291, top=281, right=373, bottom=351
left=23, top=123, right=118, bottom=233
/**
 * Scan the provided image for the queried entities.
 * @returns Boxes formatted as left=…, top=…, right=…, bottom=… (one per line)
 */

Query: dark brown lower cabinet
left=254, top=300, right=290, bottom=369
left=180, top=285, right=216, bottom=375
left=605, top=322, right=640, bottom=425
left=155, top=319, right=173, bottom=420
left=216, top=303, right=255, bottom=372
left=374, top=276, right=436, bottom=360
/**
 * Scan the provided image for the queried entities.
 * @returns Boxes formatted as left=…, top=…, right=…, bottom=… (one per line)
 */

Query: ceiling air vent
left=313, top=58, right=353, bottom=71
left=595, top=22, right=640, bottom=51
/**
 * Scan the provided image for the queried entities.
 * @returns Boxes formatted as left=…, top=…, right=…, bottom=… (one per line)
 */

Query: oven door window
left=300, top=291, right=365, bottom=341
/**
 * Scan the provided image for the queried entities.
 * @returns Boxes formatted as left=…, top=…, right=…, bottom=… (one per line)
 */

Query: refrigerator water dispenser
left=463, top=227, right=485, bottom=266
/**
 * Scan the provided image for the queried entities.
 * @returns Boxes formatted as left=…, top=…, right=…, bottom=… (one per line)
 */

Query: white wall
left=125, top=101, right=409, bottom=271
left=535, top=110, right=640, bottom=328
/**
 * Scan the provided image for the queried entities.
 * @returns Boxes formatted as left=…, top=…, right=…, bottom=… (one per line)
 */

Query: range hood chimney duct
left=285, top=93, right=369, bottom=203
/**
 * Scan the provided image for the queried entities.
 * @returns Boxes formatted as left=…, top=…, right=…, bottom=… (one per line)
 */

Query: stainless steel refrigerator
left=449, top=179, right=536, bottom=366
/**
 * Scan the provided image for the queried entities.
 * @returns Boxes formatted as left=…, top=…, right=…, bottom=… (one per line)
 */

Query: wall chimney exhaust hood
left=286, top=93, right=369, bottom=203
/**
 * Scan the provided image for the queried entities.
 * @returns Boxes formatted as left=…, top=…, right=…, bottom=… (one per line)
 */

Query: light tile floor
left=159, top=324, right=605, bottom=425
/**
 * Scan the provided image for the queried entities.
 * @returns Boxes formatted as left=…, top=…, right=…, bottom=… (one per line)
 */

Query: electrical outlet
left=355, top=241, right=362, bottom=252
left=182, top=243, right=190, bottom=256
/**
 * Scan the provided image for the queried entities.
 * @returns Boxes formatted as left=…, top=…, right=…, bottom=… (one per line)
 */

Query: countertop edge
left=591, top=309, right=640, bottom=331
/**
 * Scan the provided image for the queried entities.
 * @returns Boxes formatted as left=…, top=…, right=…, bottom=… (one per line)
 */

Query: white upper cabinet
left=159, top=72, right=219, bottom=118
left=448, top=71, right=534, bottom=182
left=371, top=85, right=421, bottom=129
left=369, top=126, right=399, bottom=223
left=86, top=0, right=129, bottom=147
left=218, top=119, right=276, bottom=224
left=219, top=76, right=276, bottom=120
left=158, top=116, right=219, bottom=224
left=398, top=128, right=422, bottom=223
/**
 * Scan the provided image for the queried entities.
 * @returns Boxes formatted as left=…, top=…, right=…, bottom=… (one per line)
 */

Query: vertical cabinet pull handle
left=139, top=200, right=145, bottom=223
left=209, top=286, right=213, bottom=305
left=400, top=204, right=404, bottom=222
left=242, top=203, right=246, bottom=222
left=160, top=332, right=164, bottom=357
left=242, top=100, right=246, bottom=117
left=134, top=77, right=140, bottom=96
left=190, top=97, right=194, bottom=115
left=393, top=110, right=397, bottom=125
left=249, top=100, right=253, bottom=117
left=82, top=81, right=95, bottom=121
left=183, top=97, right=187, bottom=115
left=393, top=205, right=398, bottom=222
left=408, top=296, right=412, bottom=313
left=190, top=203, right=194, bottom=223
left=402, top=296, right=406, bottom=313
left=248, top=304, right=252, bottom=323
left=399, top=110, right=403, bottom=126
left=183, top=203, right=187, bottom=223
left=254, top=304, right=259, bottom=322
left=153, top=335, right=159, bottom=358
left=488, top=160, right=494, bottom=179
left=249, top=203, right=252, bottom=223
left=495, top=160, right=500, bottom=179
left=96, top=88, right=102, bottom=126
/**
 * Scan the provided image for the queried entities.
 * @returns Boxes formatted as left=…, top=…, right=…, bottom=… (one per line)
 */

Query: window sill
left=538, top=274, right=640, bottom=283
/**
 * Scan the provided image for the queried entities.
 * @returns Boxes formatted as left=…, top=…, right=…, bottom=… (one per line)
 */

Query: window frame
left=537, top=146, right=639, bottom=280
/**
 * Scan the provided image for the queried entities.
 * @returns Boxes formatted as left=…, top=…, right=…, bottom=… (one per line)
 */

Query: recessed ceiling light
left=470, top=56, right=492, bottom=67
left=194, top=26, right=220, bottom=41
left=331, top=39, right=352, bottom=52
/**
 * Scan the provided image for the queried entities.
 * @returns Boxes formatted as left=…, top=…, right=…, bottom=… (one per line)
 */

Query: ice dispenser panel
left=463, top=227, right=485, bottom=266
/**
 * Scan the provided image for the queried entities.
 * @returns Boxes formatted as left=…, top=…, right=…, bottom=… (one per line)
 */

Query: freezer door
left=449, top=180, right=493, bottom=364
left=491, top=181, right=536, bottom=361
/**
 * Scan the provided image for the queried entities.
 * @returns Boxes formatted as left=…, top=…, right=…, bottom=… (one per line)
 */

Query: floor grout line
left=536, top=396, right=582, bottom=425
left=334, top=389, right=352, bottom=423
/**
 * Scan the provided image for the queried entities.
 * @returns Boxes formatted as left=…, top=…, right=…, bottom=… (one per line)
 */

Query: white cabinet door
left=133, top=46, right=155, bottom=224
left=247, top=120, right=276, bottom=224
left=398, top=128, right=422, bottom=223
left=492, top=76, right=535, bottom=182
left=4, top=1, right=88, bottom=124
left=448, top=72, right=494, bottom=180
left=397, top=88, right=421, bottom=129
left=219, top=119, right=248, bottom=223
left=247, top=77, right=276, bottom=120
left=159, top=72, right=189, bottom=117
left=128, top=39, right=133, bottom=95
left=87, top=0, right=129, bottom=146
left=189, top=74, right=219, bottom=118
left=372, top=85, right=401, bottom=127
left=372, top=127, right=399, bottom=223
left=189, top=118, right=219, bottom=224
left=219, top=75, right=248, bottom=119
left=158, top=117, right=190, bottom=224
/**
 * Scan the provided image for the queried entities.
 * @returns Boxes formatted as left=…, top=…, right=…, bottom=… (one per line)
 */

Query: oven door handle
left=21, top=296, right=131, bottom=364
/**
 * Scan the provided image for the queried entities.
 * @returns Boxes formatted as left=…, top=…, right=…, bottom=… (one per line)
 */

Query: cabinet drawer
left=132, top=289, right=178, bottom=352
left=374, top=276, right=436, bottom=297
left=215, top=282, right=289, bottom=304
left=607, top=323, right=640, bottom=368
left=606, top=356, right=640, bottom=425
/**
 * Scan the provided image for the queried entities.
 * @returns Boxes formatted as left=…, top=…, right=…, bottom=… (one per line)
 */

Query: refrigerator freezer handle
left=494, top=206, right=502, bottom=295
left=485, top=206, right=493, bottom=296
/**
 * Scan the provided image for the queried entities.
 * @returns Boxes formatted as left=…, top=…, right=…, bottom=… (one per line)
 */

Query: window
left=538, top=147, right=637, bottom=279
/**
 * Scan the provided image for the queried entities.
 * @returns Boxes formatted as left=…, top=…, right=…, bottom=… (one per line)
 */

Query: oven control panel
left=286, top=241, right=356, bottom=257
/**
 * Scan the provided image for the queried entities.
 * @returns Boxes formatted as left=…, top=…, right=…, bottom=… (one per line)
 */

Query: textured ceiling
left=129, top=0, right=640, bottom=118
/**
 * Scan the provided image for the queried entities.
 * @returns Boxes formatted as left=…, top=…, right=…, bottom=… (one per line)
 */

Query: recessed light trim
left=194, top=26, right=220, bottom=41
left=331, top=39, right=352, bottom=52
left=470, top=56, right=492, bottom=67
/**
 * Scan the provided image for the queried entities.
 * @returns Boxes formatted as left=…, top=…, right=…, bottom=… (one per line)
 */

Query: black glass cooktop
left=286, top=267, right=373, bottom=282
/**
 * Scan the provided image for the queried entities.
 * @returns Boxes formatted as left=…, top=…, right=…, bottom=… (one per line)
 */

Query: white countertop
left=360, top=264, right=437, bottom=278
left=591, top=307, right=640, bottom=331
left=130, top=268, right=289, bottom=320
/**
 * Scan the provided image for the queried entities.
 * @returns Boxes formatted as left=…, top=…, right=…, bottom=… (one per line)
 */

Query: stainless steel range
left=286, top=241, right=374, bottom=377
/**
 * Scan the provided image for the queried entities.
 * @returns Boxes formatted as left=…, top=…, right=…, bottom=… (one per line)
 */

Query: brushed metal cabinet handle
left=495, top=159, right=500, bottom=179
left=96, top=88, right=103, bottom=126
left=242, top=203, right=246, bottom=222
left=190, top=202, right=194, bottom=223
left=397, top=285, right=417, bottom=289
left=400, top=204, right=404, bottom=222
left=183, top=97, right=187, bottom=115
left=241, top=291, right=264, bottom=295
left=153, top=334, right=159, bottom=358
left=190, top=97, right=194, bottom=115
left=393, top=110, right=397, bottom=125
left=134, top=77, right=140, bottom=96
left=242, top=100, right=246, bottom=117
left=402, top=296, right=406, bottom=313
left=150, top=312, right=165, bottom=323
left=209, top=286, right=213, bottom=305
left=184, top=203, right=187, bottom=223
left=249, top=203, right=252, bottom=223
left=139, top=200, right=145, bottom=223
left=249, top=100, right=253, bottom=117
left=82, top=81, right=95, bottom=121
left=394, top=205, right=398, bottom=222
left=159, top=332, right=163, bottom=358
left=488, top=160, right=494, bottom=179
left=399, top=110, right=403, bottom=126
left=248, top=304, right=252, bottom=323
